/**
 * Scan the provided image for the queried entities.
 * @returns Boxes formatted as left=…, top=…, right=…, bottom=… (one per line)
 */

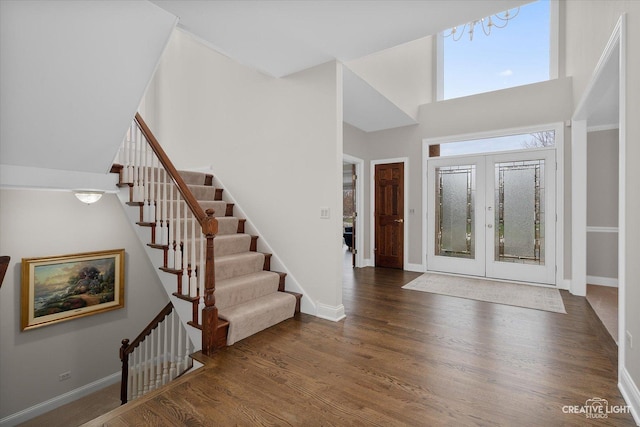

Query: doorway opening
left=343, top=155, right=364, bottom=269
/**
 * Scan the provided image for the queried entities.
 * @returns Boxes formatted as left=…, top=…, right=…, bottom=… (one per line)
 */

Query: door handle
left=394, top=219, right=404, bottom=223
left=487, top=223, right=493, bottom=228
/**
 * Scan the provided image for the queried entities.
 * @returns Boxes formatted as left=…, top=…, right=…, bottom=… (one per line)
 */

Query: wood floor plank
left=82, top=265, right=635, bottom=426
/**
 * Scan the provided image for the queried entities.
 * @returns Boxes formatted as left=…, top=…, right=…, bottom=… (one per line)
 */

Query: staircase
left=170, top=169, right=299, bottom=345
left=114, top=113, right=301, bottom=354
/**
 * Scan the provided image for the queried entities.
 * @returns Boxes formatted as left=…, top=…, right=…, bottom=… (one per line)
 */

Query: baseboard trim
left=406, top=263, right=425, bottom=273
left=316, top=302, right=346, bottom=322
left=587, top=275, right=619, bottom=287
left=0, top=372, right=120, bottom=427
left=619, top=367, right=640, bottom=426
left=560, top=279, right=571, bottom=290
left=363, top=258, right=374, bottom=267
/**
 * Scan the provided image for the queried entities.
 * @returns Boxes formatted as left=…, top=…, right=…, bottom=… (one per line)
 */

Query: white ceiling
left=150, top=0, right=530, bottom=132
left=151, top=0, right=529, bottom=78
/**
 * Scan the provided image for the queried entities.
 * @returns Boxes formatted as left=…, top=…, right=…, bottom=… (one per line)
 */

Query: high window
left=439, top=0, right=553, bottom=100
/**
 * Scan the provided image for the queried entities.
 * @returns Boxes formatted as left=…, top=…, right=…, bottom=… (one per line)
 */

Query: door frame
left=422, top=122, right=565, bottom=288
left=370, top=157, right=409, bottom=269
left=343, top=154, right=364, bottom=268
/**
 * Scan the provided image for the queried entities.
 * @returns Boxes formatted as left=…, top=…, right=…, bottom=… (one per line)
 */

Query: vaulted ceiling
left=151, top=0, right=531, bottom=131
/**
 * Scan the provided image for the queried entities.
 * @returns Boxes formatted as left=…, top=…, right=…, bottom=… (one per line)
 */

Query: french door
left=427, top=149, right=556, bottom=285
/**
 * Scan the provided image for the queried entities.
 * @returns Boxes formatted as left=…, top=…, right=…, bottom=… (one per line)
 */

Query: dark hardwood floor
left=84, top=263, right=634, bottom=426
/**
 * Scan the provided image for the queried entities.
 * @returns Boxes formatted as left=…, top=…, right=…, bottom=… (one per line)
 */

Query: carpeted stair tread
left=215, top=271, right=280, bottom=310
left=178, top=170, right=209, bottom=185
left=187, top=184, right=219, bottom=200
left=219, top=292, right=297, bottom=345
left=198, top=201, right=228, bottom=217
left=216, top=217, right=240, bottom=235
left=215, top=252, right=265, bottom=281
left=215, top=234, right=252, bottom=257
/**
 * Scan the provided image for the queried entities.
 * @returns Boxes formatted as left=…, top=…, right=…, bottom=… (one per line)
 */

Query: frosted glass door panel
left=486, top=150, right=555, bottom=285
left=495, top=160, right=544, bottom=265
left=436, top=166, right=474, bottom=259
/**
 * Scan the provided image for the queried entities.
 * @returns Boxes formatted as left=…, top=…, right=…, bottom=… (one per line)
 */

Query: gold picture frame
left=21, top=249, right=125, bottom=331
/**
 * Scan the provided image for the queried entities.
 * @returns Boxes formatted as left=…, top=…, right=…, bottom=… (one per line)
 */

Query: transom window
left=440, top=0, right=552, bottom=100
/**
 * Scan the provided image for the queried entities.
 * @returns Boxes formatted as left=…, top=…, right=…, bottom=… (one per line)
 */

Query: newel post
left=201, top=209, right=219, bottom=356
left=120, top=339, right=130, bottom=405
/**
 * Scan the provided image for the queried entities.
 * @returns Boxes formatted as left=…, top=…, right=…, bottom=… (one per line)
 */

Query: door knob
left=394, top=219, right=404, bottom=223
left=487, top=223, right=493, bottom=228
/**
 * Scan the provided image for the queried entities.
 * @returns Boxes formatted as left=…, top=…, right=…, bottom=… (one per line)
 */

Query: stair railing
left=120, top=302, right=193, bottom=404
left=116, top=113, right=219, bottom=355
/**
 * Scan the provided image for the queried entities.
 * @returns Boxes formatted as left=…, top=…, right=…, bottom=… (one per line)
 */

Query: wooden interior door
left=375, top=162, right=404, bottom=269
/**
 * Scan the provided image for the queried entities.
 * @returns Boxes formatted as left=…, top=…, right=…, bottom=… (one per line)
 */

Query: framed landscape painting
left=21, top=249, right=125, bottom=330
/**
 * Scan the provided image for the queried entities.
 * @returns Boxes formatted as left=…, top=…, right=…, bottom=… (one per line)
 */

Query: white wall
left=346, top=36, right=433, bottom=118
left=565, top=0, right=640, bottom=406
left=0, top=0, right=176, bottom=190
left=143, top=30, right=344, bottom=318
left=586, top=129, right=619, bottom=283
left=0, top=190, right=168, bottom=421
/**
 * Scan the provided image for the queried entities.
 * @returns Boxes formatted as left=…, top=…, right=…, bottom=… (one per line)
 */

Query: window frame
left=434, top=0, right=560, bottom=102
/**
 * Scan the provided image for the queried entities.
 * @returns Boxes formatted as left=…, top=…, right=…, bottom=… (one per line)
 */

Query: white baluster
left=182, top=206, right=189, bottom=294
left=149, top=331, right=155, bottom=392
left=162, top=314, right=169, bottom=385
left=167, top=184, right=175, bottom=269
left=156, top=323, right=163, bottom=388
left=177, top=319, right=184, bottom=375
left=142, top=339, right=149, bottom=395
left=190, top=216, right=197, bottom=297
left=160, top=169, right=167, bottom=246
left=199, top=231, right=205, bottom=318
left=183, top=322, right=191, bottom=371
left=132, top=128, right=140, bottom=202
left=150, top=155, right=157, bottom=224
left=136, top=347, right=143, bottom=399
left=174, top=193, right=182, bottom=271
left=128, top=354, right=134, bottom=402
left=142, top=141, right=149, bottom=221
left=169, top=312, right=177, bottom=380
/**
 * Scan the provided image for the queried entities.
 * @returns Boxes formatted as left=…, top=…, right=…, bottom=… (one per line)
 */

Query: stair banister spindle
left=182, top=205, right=189, bottom=294
left=133, top=127, right=140, bottom=201
left=136, top=346, right=143, bottom=399
left=177, top=316, right=184, bottom=374
left=151, top=155, right=157, bottom=224
left=190, top=217, right=197, bottom=297
left=142, top=337, right=149, bottom=394
left=141, top=139, right=148, bottom=220
left=149, top=331, right=156, bottom=391
left=169, top=311, right=177, bottom=380
left=161, top=168, right=168, bottom=246
left=155, top=323, right=162, bottom=388
left=167, top=183, right=175, bottom=269
left=162, top=313, right=169, bottom=385
left=175, top=193, right=182, bottom=271
left=198, top=233, right=205, bottom=316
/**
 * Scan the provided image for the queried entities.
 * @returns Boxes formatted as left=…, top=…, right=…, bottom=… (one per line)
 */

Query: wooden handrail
left=0, top=256, right=9, bottom=289
left=120, top=302, right=174, bottom=404
left=132, top=113, right=219, bottom=356
left=134, top=113, right=217, bottom=235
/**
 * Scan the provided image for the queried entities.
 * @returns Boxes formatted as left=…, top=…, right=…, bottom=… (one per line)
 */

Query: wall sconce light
left=74, top=190, right=104, bottom=204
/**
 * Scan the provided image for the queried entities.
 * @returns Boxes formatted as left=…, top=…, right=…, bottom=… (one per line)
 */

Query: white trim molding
left=315, top=302, right=346, bottom=322
left=0, top=372, right=120, bottom=427
left=586, top=275, right=618, bottom=287
left=587, top=226, right=619, bottom=233
left=406, top=263, right=425, bottom=273
left=619, top=367, right=640, bottom=426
